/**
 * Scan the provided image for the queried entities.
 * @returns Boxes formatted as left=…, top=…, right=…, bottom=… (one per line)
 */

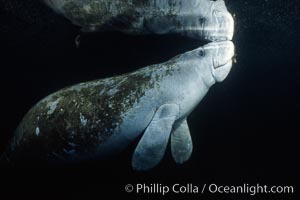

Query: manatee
left=1, top=0, right=235, bottom=170
left=1, top=41, right=234, bottom=170
left=43, top=0, right=234, bottom=40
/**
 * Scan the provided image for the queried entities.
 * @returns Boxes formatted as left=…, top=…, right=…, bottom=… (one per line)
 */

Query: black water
left=0, top=0, right=299, bottom=199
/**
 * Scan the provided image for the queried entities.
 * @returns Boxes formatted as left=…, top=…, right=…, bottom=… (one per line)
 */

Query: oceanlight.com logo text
left=125, top=183, right=294, bottom=196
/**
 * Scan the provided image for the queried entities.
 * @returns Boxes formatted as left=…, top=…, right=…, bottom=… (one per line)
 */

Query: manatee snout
left=203, top=41, right=235, bottom=82
left=199, top=0, right=234, bottom=41
left=212, top=9, right=234, bottom=41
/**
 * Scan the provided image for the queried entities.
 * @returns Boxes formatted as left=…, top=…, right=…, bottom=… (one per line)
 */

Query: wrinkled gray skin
left=1, top=0, right=235, bottom=171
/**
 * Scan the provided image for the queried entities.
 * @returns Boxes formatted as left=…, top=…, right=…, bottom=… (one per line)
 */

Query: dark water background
left=0, top=0, right=299, bottom=199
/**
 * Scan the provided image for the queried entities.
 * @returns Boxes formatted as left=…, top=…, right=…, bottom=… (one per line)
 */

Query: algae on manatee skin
left=44, top=0, right=185, bottom=33
left=7, top=58, right=179, bottom=162
left=60, top=0, right=144, bottom=31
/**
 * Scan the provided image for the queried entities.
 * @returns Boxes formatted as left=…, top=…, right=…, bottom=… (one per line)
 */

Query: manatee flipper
left=132, top=104, right=179, bottom=171
left=171, top=120, right=193, bottom=164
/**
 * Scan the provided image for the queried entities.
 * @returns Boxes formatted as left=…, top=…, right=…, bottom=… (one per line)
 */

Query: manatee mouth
left=212, top=41, right=235, bottom=69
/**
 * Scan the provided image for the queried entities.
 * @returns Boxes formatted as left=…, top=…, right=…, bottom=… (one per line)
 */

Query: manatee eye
left=198, top=17, right=205, bottom=25
left=199, top=48, right=205, bottom=57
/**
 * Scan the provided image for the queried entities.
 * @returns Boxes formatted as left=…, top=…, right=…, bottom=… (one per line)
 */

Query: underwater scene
left=0, top=0, right=299, bottom=199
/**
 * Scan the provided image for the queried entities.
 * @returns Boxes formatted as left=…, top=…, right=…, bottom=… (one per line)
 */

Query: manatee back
left=2, top=66, right=160, bottom=164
